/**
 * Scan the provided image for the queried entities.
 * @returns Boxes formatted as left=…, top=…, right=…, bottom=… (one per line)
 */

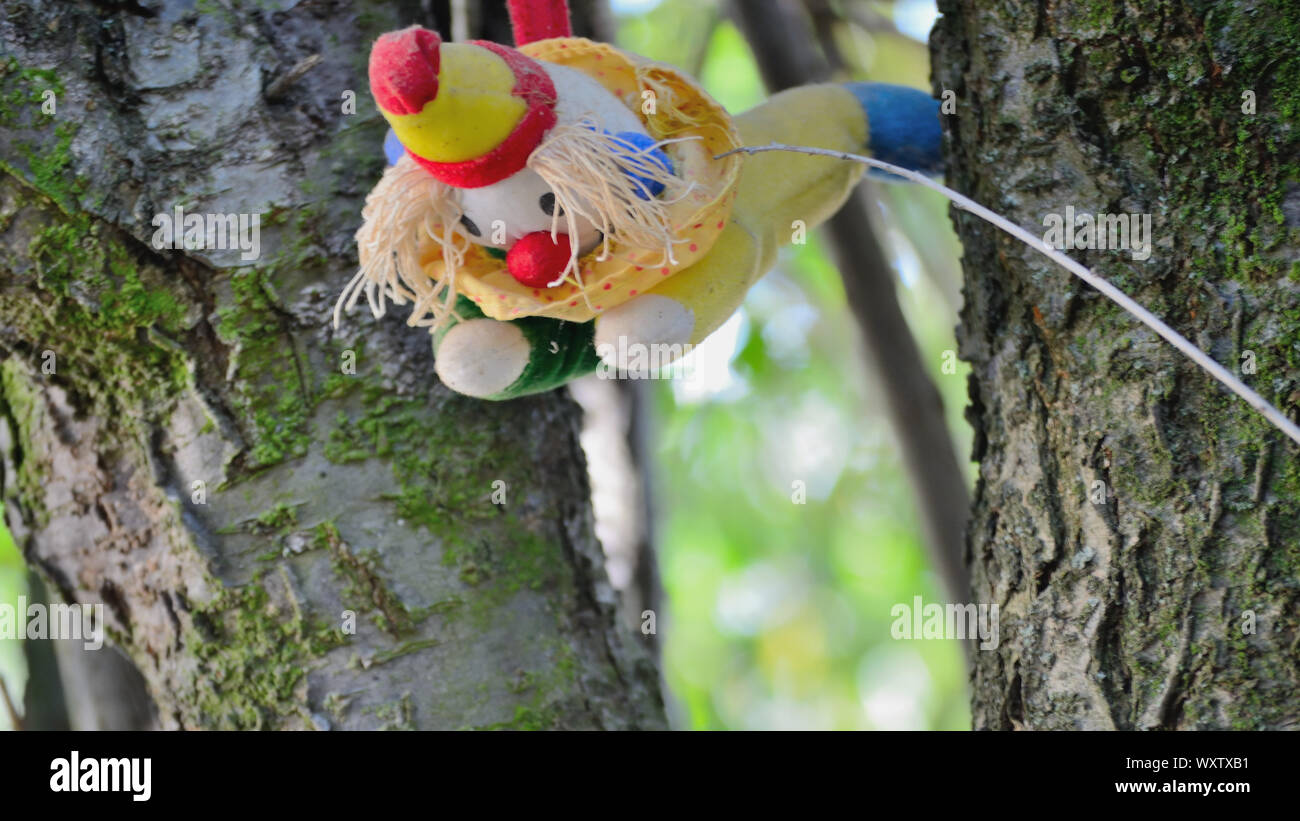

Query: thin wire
left=715, top=142, right=1300, bottom=447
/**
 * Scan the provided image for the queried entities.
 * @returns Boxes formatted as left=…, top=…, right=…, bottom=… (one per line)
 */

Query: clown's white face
left=456, top=169, right=603, bottom=256
left=451, top=60, right=655, bottom=286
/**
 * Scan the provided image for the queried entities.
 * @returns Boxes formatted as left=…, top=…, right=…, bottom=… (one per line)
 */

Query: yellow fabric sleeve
left=645, top=83, right=867, bottom=344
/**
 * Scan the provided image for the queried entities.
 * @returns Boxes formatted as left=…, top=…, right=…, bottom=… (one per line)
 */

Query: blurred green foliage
left=616, top=0, right=973, bottom=729
left=0, top=502, right=25, bottom=730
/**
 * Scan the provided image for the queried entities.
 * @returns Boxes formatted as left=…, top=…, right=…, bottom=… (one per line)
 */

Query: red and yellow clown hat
left=369, top=26, right=559, bottom=188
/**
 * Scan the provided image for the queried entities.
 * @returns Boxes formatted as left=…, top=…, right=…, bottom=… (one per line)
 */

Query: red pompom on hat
left=369, top=27, right=441, bottom=116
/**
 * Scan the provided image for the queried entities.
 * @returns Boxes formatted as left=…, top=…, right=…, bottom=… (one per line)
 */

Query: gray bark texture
left=0, top=0, right=665, bottom=730
left=933, top=1, right=1300, bottom=728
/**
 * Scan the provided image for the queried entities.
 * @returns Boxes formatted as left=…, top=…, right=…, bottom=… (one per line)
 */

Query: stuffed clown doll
left=335, top=0, right=943, bottom=399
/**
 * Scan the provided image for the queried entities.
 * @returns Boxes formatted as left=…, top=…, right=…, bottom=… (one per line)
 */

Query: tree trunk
left=0, top=0, right=664, bottom=730
left=934, top=1, right=1300, bottom=729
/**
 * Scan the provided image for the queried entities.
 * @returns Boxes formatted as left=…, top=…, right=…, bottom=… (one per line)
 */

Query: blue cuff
left=846, top=83, right=943, bottom=178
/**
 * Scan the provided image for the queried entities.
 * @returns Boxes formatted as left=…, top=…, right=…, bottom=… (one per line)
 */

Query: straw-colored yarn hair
left=333, top=154, right=465, bottom=333
left=335, top=124, right=690, bottom=334
left=528, top=122, right=687, bottom=282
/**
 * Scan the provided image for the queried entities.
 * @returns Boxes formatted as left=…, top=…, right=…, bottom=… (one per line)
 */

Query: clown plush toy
left=335, top=0, right=942, bottom=399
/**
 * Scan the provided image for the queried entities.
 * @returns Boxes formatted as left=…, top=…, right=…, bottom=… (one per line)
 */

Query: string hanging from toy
left=716, top=142, right=1300, bottom=448
left=508, top=0, right=572, bottom=45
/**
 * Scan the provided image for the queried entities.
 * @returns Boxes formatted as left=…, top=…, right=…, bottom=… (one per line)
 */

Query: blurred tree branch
left=19, top=574, right=68, bottom=730
left=0, top=672, right=22, bottom=730
left=729, top=0, right=970, bottom=602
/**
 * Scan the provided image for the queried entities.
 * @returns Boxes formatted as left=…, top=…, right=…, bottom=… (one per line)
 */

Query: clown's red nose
left=369, top=26, right=441, bottom=115
left=507, top=231, right=573, bottom=288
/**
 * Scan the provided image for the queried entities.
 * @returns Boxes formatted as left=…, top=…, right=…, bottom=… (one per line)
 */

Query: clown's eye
left=459, top=214, right=481, bottom=237
left=539, top=192, right=563, bottom=217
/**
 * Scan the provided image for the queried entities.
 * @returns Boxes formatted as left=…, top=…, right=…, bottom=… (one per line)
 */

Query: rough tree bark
left=0, top=0, right=664, bottom=730
left=934, top=1, right=1300, bottom=728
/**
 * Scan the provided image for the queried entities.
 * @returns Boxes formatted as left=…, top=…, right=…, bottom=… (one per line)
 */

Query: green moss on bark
left=183, top=577, right=348, bottom=730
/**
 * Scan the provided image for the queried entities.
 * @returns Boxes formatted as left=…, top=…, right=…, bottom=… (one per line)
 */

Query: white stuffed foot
left=435, top=318, right=530, bottom=398
left=594, top=294, right=695, bottom=373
